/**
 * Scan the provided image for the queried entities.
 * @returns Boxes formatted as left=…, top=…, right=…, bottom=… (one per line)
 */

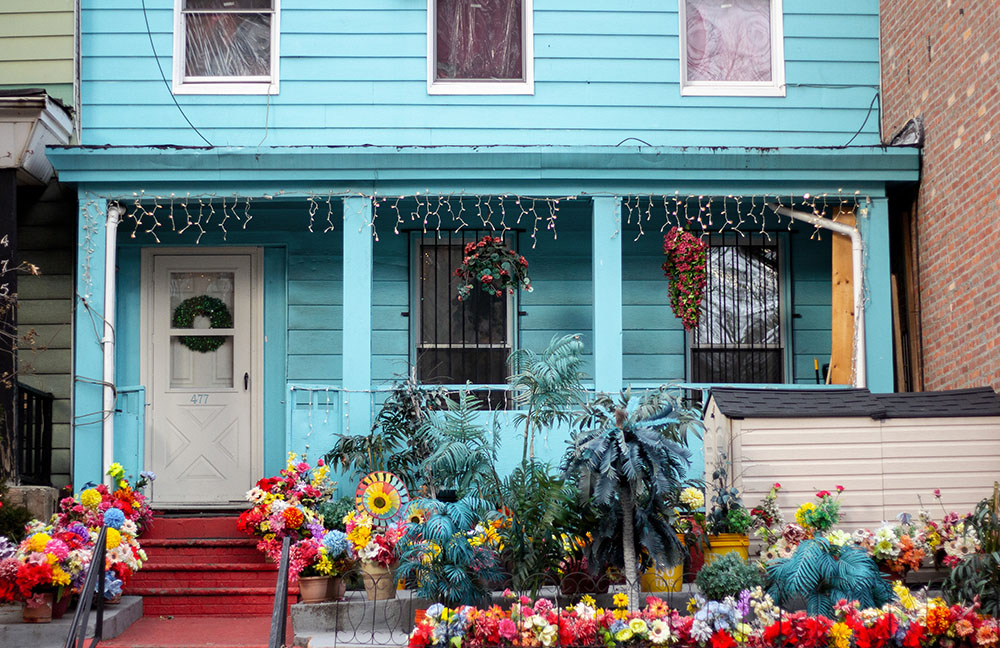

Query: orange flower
left=283, top=507, right=304, bottom=529
left=926, top=605, right=951, bottom=635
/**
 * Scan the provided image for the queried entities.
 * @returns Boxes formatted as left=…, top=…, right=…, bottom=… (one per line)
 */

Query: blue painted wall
left=80, top=0, right=881, bottom=147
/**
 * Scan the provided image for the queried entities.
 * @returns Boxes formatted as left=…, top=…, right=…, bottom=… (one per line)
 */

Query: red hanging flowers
left=454, top=236, right=532, bottom=301
left=661, top=227, right=708, bottom=330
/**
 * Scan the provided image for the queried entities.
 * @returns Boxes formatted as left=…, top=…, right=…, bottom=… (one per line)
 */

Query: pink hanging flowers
left=661, top=227, right=708, bottom=330
left=454, top=236, right=532, bottom=301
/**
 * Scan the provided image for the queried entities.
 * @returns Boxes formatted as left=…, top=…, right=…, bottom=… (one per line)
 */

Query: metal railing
left=16, top=382, right=53, bottom=485
left=64, top=525, right=109, bottom=648
left=268, top=536, right=292, bottom=648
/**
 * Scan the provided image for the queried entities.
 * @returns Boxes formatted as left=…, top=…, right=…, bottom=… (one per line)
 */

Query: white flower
left=649, top=620, right=673, bottom=645
left=825, top=530, right=851, bottom=546
left=573, top=601, right=596, bottom=620
left=246, top=487, right=267, bottom=504
left=121, top=520, right=138, bottom=536
left=539, top=624, right=558, bottom=647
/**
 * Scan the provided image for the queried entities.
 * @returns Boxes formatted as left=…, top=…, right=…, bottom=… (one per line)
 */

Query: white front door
left=143, top=250, right=261, bottom=506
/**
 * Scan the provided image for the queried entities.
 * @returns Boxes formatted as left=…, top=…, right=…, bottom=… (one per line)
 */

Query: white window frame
left=172, top=0, right=280, bottom=95
left=426, top=0, right=534, bottom=96
left=410, top=233, right=517, bottom=386
left=678, top=0, right=785, bottom=97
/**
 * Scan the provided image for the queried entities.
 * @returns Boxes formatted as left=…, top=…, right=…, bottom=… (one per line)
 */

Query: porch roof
left=48, top=144, right=919, bottom=193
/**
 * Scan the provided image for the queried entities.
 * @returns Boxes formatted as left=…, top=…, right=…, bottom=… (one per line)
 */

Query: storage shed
left=703, top=387, right=1000, bottom=531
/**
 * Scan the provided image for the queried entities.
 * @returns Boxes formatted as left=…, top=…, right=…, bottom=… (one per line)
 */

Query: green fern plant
left=419, top=390, right=501, bottom=499
left=695, top=551, right=764, bottom=601
left=766, top=538, right=892, bottom=617
left=509, top=334, right=586, bottom=462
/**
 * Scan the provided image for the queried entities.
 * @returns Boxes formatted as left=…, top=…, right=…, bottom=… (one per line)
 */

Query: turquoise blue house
left=49, top=0, right=918, bottom=504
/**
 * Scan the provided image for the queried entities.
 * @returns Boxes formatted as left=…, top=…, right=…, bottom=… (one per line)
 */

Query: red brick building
left=881, top=0, right=1000, bottom=392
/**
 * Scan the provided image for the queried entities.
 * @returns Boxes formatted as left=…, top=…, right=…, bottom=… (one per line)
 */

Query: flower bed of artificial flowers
left=410, top=588, right=1000, bottom=648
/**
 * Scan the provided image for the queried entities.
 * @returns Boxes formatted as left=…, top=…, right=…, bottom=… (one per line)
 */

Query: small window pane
left=685, top=0, right=772, bottom=82
left=169, top=271, right=235, bottom=322
left=436, top=0, right=524, bottom=81
left=185, top=12, right=271, bottom=78
left=170, top=335, right=235, bottom=388
left=185, top=0, right=273, bottom=9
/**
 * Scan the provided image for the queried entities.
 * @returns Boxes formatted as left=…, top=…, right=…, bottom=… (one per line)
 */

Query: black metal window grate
left=414, top=231, right=514, bottom=406
left=690, top=233, right=784, bottom=384
left=16, top=382, right=53, bottom=486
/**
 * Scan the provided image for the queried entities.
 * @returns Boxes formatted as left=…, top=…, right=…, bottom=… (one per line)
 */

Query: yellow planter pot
left=640, top=563, right=683, bottom=592
left=704, top=533, right=749, bottom=564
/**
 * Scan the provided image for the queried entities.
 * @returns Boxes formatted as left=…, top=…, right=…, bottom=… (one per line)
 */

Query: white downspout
left=767, top=204, right=866, bottom=389
left=102, top=204, right=123, bottom=483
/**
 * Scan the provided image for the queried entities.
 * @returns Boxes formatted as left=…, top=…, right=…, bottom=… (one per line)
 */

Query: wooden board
left=829, top=207, right=856, bottom=384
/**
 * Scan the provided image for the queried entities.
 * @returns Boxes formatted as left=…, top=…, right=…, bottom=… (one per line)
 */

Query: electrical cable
left=843, top=92, right=879, bottom=147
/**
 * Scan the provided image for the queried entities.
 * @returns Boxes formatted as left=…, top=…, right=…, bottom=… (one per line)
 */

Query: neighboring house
left=880, top=0, right=999, bottom=393
left=0, top=0, right=78, bottom=488
left=49, top=0, right=919, bottom=502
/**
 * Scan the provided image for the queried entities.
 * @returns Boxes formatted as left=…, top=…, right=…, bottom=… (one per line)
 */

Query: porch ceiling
left=48, top=144, right=919, bottom=195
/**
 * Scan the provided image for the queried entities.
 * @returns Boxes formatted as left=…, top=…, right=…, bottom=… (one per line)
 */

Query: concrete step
left=131, top=586, right=297, bottom=617
left=131, top=562, right=282, bottom=589
left=0, top=596, right=143, bottom=648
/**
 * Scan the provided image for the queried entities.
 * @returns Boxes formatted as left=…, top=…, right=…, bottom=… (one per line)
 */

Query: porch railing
left=64, top=525, right=109, bottom=648
left=16, top=382, right=53, bottom=485
left=268, top=536, right=292, bottom=648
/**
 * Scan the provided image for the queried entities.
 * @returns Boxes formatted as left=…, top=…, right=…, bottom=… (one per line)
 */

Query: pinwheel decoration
left=355, top=471, right=410, bottom=526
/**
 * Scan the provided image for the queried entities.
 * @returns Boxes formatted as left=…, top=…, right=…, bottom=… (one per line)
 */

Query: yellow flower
left=893, top=580, right=917, bottom=611
left=629, top=619, right=649, bottom=635
left=613, top=609, right=629, bottom=620
left=680, top=487, right=705, bottom=509
left=80, top=489, right=102, bottom=509
left=687, top=598, right=700, bottom=613
left=106, top=528, right=122, bottom=550
left=615, top=628, right=634, bottom=642
left=365, top=482, right=399, bottom=516
left=795, top=502, right=817, bottom=527
left=830, top=622, right=853, bottom=648
left=52, top=566, right=71, bottom=587
left=106, top=462, right=125, bottom=480
left=613, top=592, right=629, bottom=608
left=580, top=595, right=596, bottom=607
left=311, top=464, right=330, bottom=487
left=27, top=533, right=52, bottom=553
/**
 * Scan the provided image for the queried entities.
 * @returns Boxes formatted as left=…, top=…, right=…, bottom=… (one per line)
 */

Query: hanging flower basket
left=661, top=227, right=708, bottom=330
left=454, top=236, right=532, bottom=301
left=171, top=295, right=233, bottom=353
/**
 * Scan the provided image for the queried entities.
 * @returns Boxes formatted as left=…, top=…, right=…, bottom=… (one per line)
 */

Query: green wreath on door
left=172, top=295, right=233, bottom=353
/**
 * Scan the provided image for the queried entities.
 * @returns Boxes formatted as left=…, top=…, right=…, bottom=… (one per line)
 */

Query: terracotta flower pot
left=328, top=576, right=346, bottom=601
left=23, top=593, right=54, bottom=623
left=362, top=562, right=396, bottom=601
left=299, top=576, right=332, bottom=604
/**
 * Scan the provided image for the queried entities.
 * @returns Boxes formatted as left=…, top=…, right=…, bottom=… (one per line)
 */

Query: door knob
left=244, top=373, right=249, bottom=390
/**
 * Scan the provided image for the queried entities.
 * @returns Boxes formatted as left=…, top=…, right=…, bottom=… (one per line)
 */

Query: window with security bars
left=414, top=233, right=514, bottom=401
left=690, top=233, right=784, bottom=383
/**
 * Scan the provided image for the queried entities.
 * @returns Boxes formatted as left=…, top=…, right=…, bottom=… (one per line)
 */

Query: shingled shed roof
left=707, top=387, right=1000, bottom=420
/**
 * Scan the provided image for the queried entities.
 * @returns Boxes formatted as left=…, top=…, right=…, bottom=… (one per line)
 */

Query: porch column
left=72, top=192, right=107, bottom=490
left=592, top=196, right=623, bottom=393
left=860, top=196, right=893, bottom=393
left=342, top=196, right=373, bottom=435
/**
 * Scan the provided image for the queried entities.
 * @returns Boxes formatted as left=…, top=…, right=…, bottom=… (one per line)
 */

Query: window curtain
left=685, top=0, right=772, bottom=82
left=436, top=0, right=523, bottom=81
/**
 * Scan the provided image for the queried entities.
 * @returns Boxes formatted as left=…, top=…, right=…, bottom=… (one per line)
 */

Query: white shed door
left=147, top=253, right=258, bottom=505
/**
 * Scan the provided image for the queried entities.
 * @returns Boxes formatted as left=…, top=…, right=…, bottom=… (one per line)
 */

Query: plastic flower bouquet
left=454, top=235, right=532, bottom=301
left=0, top=521, right=93, bottom=606
left=54, top=462, right=155, bottom=536
left=344, top=509, right=407, bottom=568
left=238, top=453, right=335, bottom=566
left=292, top=530, right=354, bottom=581
left=793, top=486, right=844, bottom=534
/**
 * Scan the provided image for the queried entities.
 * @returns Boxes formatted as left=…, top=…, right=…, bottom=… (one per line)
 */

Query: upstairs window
left=679, top=0, right=785, bottom=97
left=173, top=0, right=280, bottom=95
left=428, top=0, right=534, bottom=95
left=689, top=233, right=785, bottom=384
left=413, top=232, right=515, bottom=407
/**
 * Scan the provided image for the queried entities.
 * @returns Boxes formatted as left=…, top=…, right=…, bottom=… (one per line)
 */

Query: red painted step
left=134, top=586, right=297, bottom=617
left=131, top=562, right=283, bottom=589
left=101, top=614, right=292, bottom=648
left=144, top=515, right=248, bottom=540
left=141, top=538, right=265, bottom=564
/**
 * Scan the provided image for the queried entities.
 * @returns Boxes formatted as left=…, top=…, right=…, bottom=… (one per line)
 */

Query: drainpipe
left=767, top=203, right=866, bottom=389
left=102, top=204, right=123, bottom=483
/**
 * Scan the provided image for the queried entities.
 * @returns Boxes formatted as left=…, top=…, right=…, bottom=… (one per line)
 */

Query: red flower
left=816, top=490, right=831, bottom=498
left=711, top=630, right=737, bottom=648
left=835, top=485, right=845, bottom=492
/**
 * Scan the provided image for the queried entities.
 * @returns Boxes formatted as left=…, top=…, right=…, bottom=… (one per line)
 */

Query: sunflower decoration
left=355, top=471, right=410, bottom=527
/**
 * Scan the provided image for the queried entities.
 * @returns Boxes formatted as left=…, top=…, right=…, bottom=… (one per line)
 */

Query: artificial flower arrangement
left=100, top=506, right=147, bottom=600
left=344, top=509, right=407, bottom=568
left=662, top=226, right=708, bottom=330
left=55, top=463, right=156, bottom=536
left=916, top=489, right=980, bottom=567
left=851, top=520, right=927, bottom=577
left=794, top=485, right=844, bottom=534
left=237, top=454, right=338, bottom=578
left=454, top=235, right=532, bottom=301
left=409, top=586, right=1000, bottom=648
left=750, top=482, right=785, bottom=547
left=293, top=529, right=354, bottom=581
left=0, top=520, right=93, bottom=609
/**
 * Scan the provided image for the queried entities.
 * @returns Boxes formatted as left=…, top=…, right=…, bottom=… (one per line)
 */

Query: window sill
left=428, top=80, right=534, bottom=96
left=680, top=83, right=785, bottom=98
left=172, top=81, right=279, bottom=96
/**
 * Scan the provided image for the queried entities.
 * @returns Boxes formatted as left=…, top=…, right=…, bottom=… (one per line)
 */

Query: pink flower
left=499, top=618, right=517, bottom=640
left=934, top=489, right=942, bottom=498
left=774, top=482, right=782, bottom=489
left=835, top=485, right=845, bottom=492
left=816, top=490, right=831, bottom=498
left=519, top=595, right=532, bottom=606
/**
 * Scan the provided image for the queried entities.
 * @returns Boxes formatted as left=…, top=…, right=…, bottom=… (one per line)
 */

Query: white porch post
left=342, top=196, right=374, bottom=436
left=592, top=196, right=623, bottom=393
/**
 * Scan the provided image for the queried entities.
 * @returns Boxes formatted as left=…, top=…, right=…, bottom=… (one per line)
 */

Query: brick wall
left=881, top=0, right=1000, bottom=391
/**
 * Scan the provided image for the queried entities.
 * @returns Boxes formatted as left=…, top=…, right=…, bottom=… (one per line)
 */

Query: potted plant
left=704, top=451, right=752, bottom=563
left=345, top=510, right=407, bottom=601
left=0, top=524, right=89, bottom=623
left=293, top=530, right=353, bottom=603
left=693, top=550, right=764, bottom=601
left=943, top=482, right=1000, bottom=616
left=454, top=235, right=532, bottom=301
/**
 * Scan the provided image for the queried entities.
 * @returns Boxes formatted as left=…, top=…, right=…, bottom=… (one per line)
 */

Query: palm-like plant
left=509, top=334, right=586, bottom=461
left=563, top=387, right=702, bottom=597
left=419, top=390, right=501, bottom=499
left=766, top=538, right=892, bottom=617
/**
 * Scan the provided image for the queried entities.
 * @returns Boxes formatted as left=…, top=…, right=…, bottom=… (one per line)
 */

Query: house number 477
left=190, top=394, right=209, bottom=405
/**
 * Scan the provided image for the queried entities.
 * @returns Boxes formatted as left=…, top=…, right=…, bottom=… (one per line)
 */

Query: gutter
left=768, top=203, right=866, bottom=389
left=103, top=204, right=124, bottom=482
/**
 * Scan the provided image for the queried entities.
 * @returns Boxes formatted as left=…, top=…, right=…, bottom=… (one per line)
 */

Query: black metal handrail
left=268, top=535, right=292, bottom=648
left=65, top=525, right=108, bottom=648
left=16, top=381, right=54, bottom=485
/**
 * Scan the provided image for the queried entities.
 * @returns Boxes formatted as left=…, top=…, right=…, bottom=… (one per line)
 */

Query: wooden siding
left=79, top=0, right=882, bottom=147
left=0, top=0, right=75, bottom=106
left=705, top=401, right=1000, bottom=532
left=16, top=182, right=76, bottom=488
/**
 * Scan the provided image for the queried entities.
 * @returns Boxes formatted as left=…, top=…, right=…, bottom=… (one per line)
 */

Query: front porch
left=46, top=144, right=919, bottom=493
